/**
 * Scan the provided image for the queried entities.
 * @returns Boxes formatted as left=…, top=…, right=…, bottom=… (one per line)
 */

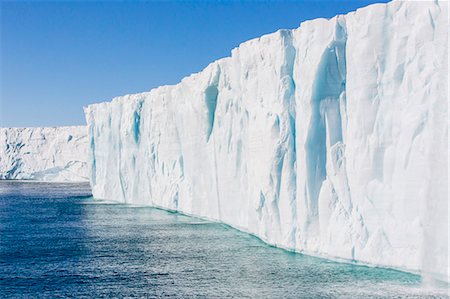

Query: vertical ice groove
left=89, top=123, right=97, bottom=185
left=132, top=100, right=143, bottom=144
left=278, top=29, right=298, bottom=248
left=205, top=86, right=219, bottom=142
left=212, top=131, right=222, bottom=219
left=205, top=66, right=221, bottom=142
left=117, top=104, right=127, bottom=202
left=304, top=18, right=347, bottom=228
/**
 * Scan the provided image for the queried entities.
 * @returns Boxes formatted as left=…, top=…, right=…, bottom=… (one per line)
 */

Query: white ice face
left=0, top=126, right=89, bottom=182
left=84, top=1, right=448, bottom=282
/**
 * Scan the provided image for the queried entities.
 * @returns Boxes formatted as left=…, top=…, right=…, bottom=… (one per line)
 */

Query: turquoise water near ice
left=0, top=181, right=448, bottom=298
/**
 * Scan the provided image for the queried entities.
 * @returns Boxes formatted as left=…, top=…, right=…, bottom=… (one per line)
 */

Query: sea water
left=0, top=181, right=448, bottom=298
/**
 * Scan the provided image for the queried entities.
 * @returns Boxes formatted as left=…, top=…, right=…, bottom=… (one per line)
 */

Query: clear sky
left=1, top=0, right=389, bottom=127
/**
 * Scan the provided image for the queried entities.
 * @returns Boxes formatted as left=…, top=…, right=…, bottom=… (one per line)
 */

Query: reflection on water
left=0, top=181, right=448, bottom=298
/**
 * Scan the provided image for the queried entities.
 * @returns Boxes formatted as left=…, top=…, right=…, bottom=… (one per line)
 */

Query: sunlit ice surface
left=0, top=181, right=448, bottom=298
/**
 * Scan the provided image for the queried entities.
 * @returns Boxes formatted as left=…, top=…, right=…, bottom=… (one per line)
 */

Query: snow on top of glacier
left=85, top=1, right=408, bottom=110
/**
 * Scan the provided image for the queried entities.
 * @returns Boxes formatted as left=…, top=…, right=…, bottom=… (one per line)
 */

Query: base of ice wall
left=0, top=126, right=89, bottom=182
left=85, top=0, right=449, bottom=282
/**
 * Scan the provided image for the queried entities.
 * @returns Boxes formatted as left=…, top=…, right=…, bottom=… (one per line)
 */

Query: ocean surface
left=0, top=181, right=448, bottom=298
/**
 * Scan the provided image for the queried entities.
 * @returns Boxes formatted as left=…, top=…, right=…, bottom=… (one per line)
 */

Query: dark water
left=0, top=181, right=448, bottom=298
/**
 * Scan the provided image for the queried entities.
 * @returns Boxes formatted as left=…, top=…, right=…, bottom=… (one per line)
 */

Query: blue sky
left=1, top=0, right=389, bottom=127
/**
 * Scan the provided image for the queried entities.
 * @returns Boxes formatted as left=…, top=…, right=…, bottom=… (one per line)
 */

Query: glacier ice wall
left=85, top=1, right=448, bottom=281
left=0, top=126, right=88, bottom=182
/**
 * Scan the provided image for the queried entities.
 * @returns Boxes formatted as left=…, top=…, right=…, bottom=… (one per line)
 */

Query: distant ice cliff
left=0, top=126, right=88, bottom=182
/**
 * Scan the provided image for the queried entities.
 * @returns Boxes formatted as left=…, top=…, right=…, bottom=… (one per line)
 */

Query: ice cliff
left=0, top=126, right=88, bottom=182
left=84, top=1, right=448, bottom=281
